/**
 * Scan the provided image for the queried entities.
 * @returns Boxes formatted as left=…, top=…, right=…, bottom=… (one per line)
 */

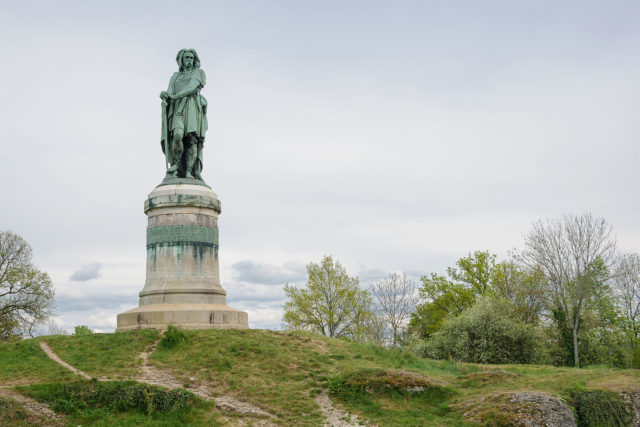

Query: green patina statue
left=160, top=49, right=208, bottom=181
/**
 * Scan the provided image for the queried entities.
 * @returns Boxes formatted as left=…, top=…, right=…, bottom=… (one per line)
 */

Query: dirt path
left=315, top=390, right=365, bottom=427
left=38, top=341, right=91, bottom=379
left=135, top=336, right=274, bottom=420
left=0, top=387, right=64, bottom=426
left=36, top=337, right=355, bottom=425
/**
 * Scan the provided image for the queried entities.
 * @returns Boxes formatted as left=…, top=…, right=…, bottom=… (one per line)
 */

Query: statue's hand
left=160, top=91, right=168, bottom=100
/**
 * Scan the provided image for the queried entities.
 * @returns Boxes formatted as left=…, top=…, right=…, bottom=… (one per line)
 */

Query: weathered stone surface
left=620, top=390, right=640, bottom=427
left=116, top=304, right=248, bottom=331
left=116, top=184, right=248, bottom=331
left=461, top=391, right=576, bottom=427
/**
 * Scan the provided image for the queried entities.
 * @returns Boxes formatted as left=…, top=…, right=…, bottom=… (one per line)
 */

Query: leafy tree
left=520, top=213, right=617, bottom=367
left=424, top=297, right=548, bottom=364
left=283, top=255, right=373, bottom=339
left=0, top=231, right=55, bottom=341
left=613, top=253, right=640, bottom=367
left=370, top=273, right=418, bottom=348
left=491, top=261, right=546, bottom=324
left=409, top=250, right=495, bottom=337
left=448, top=250, right=496, bottom=295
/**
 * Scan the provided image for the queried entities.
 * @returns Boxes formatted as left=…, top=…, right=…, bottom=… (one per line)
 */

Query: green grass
left=0, top=337, right=76, bottom=384
left=148, top=330, right=480, bottom=426
left=17, top=379, right=220, bottom=426
left=1, top=329, right=639, bottom=425
left=328, top=368, right=463, bottom=426
left=44, top=330, right=159, bottom=378
left=19, top=380, right=196, bottom=414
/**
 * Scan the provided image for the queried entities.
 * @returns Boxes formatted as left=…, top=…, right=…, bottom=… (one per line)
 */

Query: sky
left=1, top=0, right=639, bottom=332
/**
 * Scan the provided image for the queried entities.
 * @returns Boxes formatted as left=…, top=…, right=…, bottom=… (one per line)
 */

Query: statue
left=160, top=49, right=208, bottom=181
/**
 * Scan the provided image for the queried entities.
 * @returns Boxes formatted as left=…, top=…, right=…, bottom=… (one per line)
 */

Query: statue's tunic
left=167, top=69, right=207, bottom=138
left=161, top=69, right=208, bottom=173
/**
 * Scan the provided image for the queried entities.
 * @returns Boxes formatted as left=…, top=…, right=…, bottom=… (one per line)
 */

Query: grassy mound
left=1, top=329, right=639, bottom=426
left=328, top=368, right=459, bottom=426
left=44, top=329, right=159, bottom=378
left=0, top=338, right=75, bottom=385
left=328, top=368, right=450, bottom=400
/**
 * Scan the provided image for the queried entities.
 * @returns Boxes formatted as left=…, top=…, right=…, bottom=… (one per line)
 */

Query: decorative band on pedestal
left=116, top=183, right=248, bottom=331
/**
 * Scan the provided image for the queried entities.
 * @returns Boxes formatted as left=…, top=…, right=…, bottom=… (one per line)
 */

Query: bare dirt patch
left=315, top=390, right=365, bottom=427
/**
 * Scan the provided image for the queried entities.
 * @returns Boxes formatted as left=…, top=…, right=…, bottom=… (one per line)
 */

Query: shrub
left=73, top=325, right=93, bottom=336
left=425, top=297, right=548, bottom=364
left=573, top=390, right=630, bottom=427
left=159, top=325, right=190, bottom=349
left=19, top=379, right=196, bottom=415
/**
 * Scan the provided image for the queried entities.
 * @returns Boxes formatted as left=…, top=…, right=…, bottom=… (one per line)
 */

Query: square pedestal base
left=116, top=303, right=249, bottom=331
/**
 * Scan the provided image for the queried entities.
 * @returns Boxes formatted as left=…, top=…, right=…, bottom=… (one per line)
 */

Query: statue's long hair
left=176, top=49, right=201, bottom=71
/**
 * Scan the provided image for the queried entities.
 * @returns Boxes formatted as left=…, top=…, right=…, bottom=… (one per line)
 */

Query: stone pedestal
left=116, top=183, right=248, bottom=331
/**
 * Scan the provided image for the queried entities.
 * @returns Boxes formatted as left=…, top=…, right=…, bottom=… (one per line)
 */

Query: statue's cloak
left=161, top=69, right=208, bottom=171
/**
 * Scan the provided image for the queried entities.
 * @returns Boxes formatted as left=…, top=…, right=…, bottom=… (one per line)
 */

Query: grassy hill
left=0, top=328, right=638, bottom=426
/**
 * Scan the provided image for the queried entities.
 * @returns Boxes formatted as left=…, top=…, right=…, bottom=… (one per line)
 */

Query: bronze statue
left=160, top=49, right=208, bottom=181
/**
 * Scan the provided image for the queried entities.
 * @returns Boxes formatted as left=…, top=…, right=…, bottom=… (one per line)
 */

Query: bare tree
left=520, top=213, right=616, bottom=367
left=371, top=273, right=419, bottom=348
left=0, top=231, right=56, bottom=340
left=614, top=253, right=640, bottom=362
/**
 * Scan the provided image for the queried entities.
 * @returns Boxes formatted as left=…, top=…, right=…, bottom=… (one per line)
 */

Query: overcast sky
left=1, top=1, right=639, bottom=332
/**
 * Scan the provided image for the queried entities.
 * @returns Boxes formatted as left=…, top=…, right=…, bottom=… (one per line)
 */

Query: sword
left=161, top=97, right=169, bottom=170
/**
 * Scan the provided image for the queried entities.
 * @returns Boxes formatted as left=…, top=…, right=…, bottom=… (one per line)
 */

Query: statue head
left=176, top=49, right=201, bottom=72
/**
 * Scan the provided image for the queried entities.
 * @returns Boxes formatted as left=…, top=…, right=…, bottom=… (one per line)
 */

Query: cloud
left=69, top=263, right=102, bottom=282
left=357, top=265, right=390, bottom=284
left=56, top=292, right=136, bottom=312
left=232, top=260, right=306, bottom=285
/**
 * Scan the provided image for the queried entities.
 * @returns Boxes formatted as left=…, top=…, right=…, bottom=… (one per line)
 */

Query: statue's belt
left=174, top=92, right=201, bottom=116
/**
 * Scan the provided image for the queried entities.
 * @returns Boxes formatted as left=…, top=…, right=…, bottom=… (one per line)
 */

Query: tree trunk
left=572, top=325, right=580, bottom=368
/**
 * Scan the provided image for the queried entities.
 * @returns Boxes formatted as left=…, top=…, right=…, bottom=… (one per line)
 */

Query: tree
left=410, top=250, right=495, bottom=337
left=491, top=261, right=546, bottom=324
left=0, top=231, right=55, bottom=340
left=371, top=273, right=418, bottom=348
left=282, top=255, right=373, bottom=339
left=520, top=213, right=617, bottom=367
left=613, top=253, right=640, bottom=367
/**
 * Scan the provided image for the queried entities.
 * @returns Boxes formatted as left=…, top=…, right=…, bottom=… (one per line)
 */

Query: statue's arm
left=160, top=73, right=178, bottom=100
left=171, top=79, right=201, bottom=99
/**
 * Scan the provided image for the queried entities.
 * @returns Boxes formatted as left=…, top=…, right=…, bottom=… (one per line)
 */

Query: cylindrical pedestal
left=116, top=183, right=248, bottom=331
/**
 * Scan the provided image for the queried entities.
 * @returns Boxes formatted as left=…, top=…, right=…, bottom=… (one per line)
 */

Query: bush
left=159, top=325, right=190, bottom=349
left=73, top=325, right=93, bottom=336
left=19, top=379, right=196, bottom=415
left=573, top=390, right=630, bottom=427
left=424, top=297, right=548, bottom=364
